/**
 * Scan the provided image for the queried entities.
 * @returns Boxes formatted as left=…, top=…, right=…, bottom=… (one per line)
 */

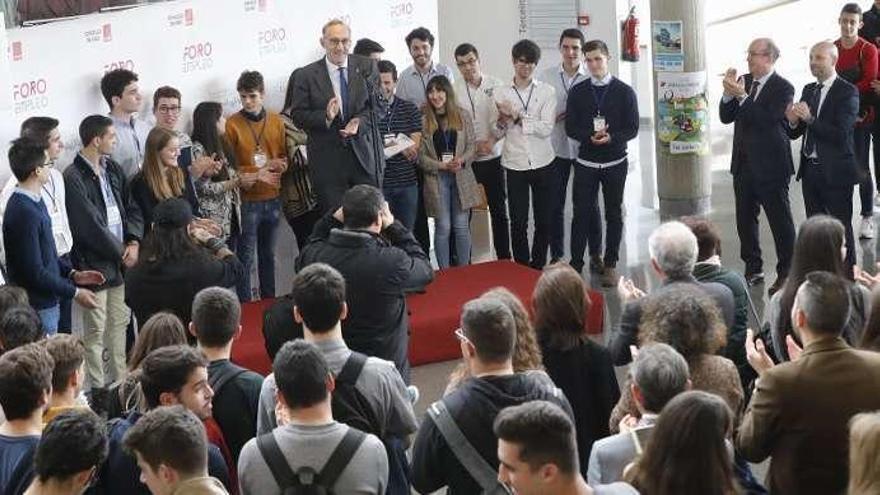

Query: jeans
left=434, top=171, right=471, bottom=268
left=506, top=164, right=553, bottom=268
left=383, top=183, right=419, bottom=232
left=238, top=198, right=281, bottom=301
left=549, top=157, right=574, bottom=260
left=570, top=160, right=628, bottom=269
left=472, top=157, right=511, bottom=260
left=37, top=304, right=60, bottom=336
left=81, top=284, right=129, bottom=388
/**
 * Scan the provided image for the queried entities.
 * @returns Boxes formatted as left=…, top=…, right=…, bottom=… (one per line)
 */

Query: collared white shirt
left=395, top=62, right=455, bottom=109
left=454, top=73, right=505, bottom=160
left=325, top=56, right=349, bottom=120
left=539, top=63, right=588, bottom=160
left=492, top=78, right=557, bottom=171
left=0, top=167, right=72, bottom=259
left=108, top=113, right=149, bottom=179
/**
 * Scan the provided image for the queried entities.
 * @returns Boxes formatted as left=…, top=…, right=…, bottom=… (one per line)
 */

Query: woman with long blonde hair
left=849, top=412, right=880, bottom=495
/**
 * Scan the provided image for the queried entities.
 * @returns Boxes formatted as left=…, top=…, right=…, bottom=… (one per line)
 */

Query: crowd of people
left=2, top=3, right=880, bottom=494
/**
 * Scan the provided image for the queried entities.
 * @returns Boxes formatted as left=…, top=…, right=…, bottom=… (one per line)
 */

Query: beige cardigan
left=418, top=110, right=482, bottom=218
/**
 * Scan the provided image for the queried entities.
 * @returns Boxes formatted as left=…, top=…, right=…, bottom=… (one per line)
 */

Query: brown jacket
left=610, top=354, right=743, bottom=433
left=171, top=476, right=229, bottom=495
left=418, top=110, right=481, bottom=217
left=737, top=337, right=880, bottom=495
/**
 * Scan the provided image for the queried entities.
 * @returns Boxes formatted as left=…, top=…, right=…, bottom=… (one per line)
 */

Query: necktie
left=804, top=83, right=823, bottom=157
left=338, top=67, right=349, bottom=120
left=749, top=80, right=760, bottom=99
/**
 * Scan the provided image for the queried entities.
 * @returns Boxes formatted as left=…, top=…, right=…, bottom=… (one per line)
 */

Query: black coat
left=63, top=154, right=143, bottom=288
left=295, top=212, right=432, bottom=381
left=719, top=72, right=795, bottom=184
left=129, top=170, right=200, bottom=237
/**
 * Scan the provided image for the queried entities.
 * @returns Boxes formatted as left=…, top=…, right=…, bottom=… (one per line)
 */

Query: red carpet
left=231, top=260, right=604, bottom=375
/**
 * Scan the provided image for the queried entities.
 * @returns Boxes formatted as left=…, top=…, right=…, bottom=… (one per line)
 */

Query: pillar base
left=658, top=196, right=710, bottom=220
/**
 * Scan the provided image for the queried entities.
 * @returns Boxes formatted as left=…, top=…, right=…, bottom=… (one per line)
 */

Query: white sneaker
left=860, top=217, right=875, bottom=239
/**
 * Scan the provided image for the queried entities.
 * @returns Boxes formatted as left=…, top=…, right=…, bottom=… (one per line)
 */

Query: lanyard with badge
left=246, top=117, right=268, bottom=168
left=465, top=83, right=478, bottom=116
left=99, top=161, right=123, bottom=233
left=441, top=129, right=455, bottom=164
left=382, top=99, right=398, bottom=148
left=591, top=81, right=609, bottom=131
left=560, top=71, right=581, bottom=97
left=42, top=171, right=71, bottom=253
left=512, top=82, right=535, bottom=117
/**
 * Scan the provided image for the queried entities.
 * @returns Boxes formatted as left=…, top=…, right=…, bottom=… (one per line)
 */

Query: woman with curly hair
left=444, top=287, right=543, bottom=394
left=610, top=282, right=743, bottom=432
left=532, top=263, right=620, bottom=476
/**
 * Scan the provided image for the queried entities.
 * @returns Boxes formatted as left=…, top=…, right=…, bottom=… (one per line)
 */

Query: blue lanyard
left=512, top=83, right=535, bottom=114
left=591, top=81, right=609, bottom=116
left=560, top=71, right=581, bottom=96
left=442, top=129, right=454, bottom=153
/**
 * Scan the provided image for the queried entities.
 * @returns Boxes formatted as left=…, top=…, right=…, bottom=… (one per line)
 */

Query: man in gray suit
left=290, top=18, right=385, bottom=213
left=587, top=343, right=690, bottom=485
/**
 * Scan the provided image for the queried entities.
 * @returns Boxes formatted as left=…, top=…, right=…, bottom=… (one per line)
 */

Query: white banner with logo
left=1, top=0, right=438, bottom=176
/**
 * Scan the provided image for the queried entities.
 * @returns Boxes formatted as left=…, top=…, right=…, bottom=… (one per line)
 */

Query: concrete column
left=650, top=0, right=710, bottom=218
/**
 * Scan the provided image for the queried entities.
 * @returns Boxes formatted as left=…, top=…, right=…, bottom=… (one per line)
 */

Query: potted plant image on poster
left=656, top=71, right=709, bottom=155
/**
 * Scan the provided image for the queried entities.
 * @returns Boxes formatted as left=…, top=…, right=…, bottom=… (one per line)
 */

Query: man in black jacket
left=296, top=184, right=432, bottom=383
left=720, top=37, right=796, bottom=295
left=411, top=297, right=574, bottom=494
left=64, top=114, right=143, bottom=389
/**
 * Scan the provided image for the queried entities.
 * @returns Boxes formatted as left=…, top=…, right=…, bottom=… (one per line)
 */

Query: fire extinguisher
left=622, top=6, right=640, bottom=62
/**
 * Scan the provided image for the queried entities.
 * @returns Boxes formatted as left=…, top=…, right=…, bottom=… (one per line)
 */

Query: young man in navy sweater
left=565, top=39, right=639, bottom=287
left=2, top=138, right=101, bottom=333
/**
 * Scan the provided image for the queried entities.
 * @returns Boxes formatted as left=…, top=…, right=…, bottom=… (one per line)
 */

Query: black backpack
left=256, top=428, right=366, bottom=494
left=330, top=352, right=384, bottom=439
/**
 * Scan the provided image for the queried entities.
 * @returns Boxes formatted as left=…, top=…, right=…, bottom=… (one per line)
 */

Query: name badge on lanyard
left=593, top=115, right=606, bottom=132
left=107, top=205, right=122, bottom=228
left=253, top=147, right=267, bottom=169
left=49, top=210, right=71, bottom=254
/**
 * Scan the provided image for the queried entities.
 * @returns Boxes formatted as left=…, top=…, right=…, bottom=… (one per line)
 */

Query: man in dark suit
left=290, top=19, right=384, bottom=214
left=739, top=271, right=880, bottom=495
left=786, top=41, right=860, bottom=271
left=720, top=38, right=796, bottom=295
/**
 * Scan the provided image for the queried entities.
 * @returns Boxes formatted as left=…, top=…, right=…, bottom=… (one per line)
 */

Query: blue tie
left=338, top=67, right=349, bottom=120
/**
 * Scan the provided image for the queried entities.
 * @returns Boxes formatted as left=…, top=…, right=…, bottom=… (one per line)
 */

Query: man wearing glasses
left=719, top=37, right=796, bottom=296
left=290, top=18, right=384, bottom=214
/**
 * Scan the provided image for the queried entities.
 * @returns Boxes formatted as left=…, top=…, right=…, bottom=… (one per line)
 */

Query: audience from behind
left=64, top=113, right=144, bottom=391
left=128, top=127, right=199, bottom=234
left=41, top=334, right=88, bottom=425
left=588, top=343, right=690, bottom=485
left=100, top=68, right=149, bottom=178
left=445, top=286, right=543, bottom=394
left=94, top=345, right=231, bottom=494
left=848, top=411, right=880, bottom=495
left=411, top=296, right=573, bottom=494
left=353, top=37, right=385, bottom=59
left=681, top=216, right=753, bottom=387
left=624, top=391, right=737, bottom=495
left=124, top=405, right=229, bottom=495
left=0, top=305, right=43, bottom=352
left=765, top=215, right=869, bottom=362
left=0, top=285, right=28, bottom=326
left=611, top=220, right=736, bottom=365
left=24, top=409, right=108, bottom=495
left=240, top=340, right=389, bottom=494
left=124, top=198, right=243, bottom=327
left=190, top=287, right=263, bottom=464
left=190, top=101, right=242, bottom=244
left=0, top=343, right=54, bottom=494
left=256, top=263, right=416, bottom=494
left=225, top=69, right=287, bottom=302
left=296, top=184, right=433, bottom=383
left=531, top=263, right=619, bottom=473
left=740, top=271, right=880, bottom=495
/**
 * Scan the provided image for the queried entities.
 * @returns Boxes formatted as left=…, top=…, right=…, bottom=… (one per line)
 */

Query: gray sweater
left=237, top=422, right=388, bottom=495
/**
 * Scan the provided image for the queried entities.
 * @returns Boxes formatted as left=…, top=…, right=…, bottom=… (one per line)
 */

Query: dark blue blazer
left=719, top=72, right=794, bottom=184
left=787, top=77, right=859, bottom=187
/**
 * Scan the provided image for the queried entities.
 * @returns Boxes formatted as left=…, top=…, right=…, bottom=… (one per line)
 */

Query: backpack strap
left=318, top=427, right=367, bottom=488
left=209, top=364, right=248, bottom=398
left=336, top=352, right=367, bottom=384
left=427, top=400, right=501, bottom=492
left=256, top=432, right=300, bottom=489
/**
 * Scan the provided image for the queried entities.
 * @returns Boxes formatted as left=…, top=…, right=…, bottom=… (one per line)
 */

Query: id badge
left=593, top=115, right=606, bottom=132
left=106, top=205, right=122, bottom=227
left=253, top=150, right=267, bottom=169
left=441, top=152, right=454, bottom=163
left=49, top=211, right=71, bottom=253
left=383, top=133, right=396, bottom=148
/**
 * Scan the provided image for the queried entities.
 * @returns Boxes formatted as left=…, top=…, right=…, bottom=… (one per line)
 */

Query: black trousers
left=733, top=169, right=796, bottom=279
left=570, top=160, right=627, bottom=268
left=310, top=146, right=375, bottom=214
left=548, top=157, right=574, bottom=261
left=413, top=170, right=431, bottom=254
left=854, top=125, right=873, bottom=217
left=472, top=156, right=511, bottom=260
left=284, top=208, right=320, bottom=251
left=801, top=161, right=856, bottom=271
left=506, top=165, right=553, bottom=268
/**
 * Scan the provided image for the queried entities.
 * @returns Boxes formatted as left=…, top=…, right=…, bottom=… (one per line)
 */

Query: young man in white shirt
left=492, top=39, right=557, bottom=269
left=540, top=29, right=589, bottom=264
left=454, top=43, right=511, bottom=260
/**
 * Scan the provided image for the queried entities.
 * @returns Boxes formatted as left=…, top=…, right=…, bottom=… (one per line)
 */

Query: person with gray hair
left=412, top=296, right=573, bottom=495
left=610, top=221, right=735, bottom=365
left=588, top=343, right=690, bottom=484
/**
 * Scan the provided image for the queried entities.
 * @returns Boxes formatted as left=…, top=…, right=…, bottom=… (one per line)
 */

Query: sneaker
left=861, top=217, right=875, bottom=239
left=589, top=256, right=605, bottom=274
left=600, top=266, right=619, bottom=288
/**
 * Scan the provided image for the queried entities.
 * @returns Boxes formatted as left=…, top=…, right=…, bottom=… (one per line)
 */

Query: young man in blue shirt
left=3, top=138, right=102, bottom=333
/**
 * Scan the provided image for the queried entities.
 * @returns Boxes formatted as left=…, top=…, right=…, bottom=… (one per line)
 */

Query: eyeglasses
left=456, top=58, right=478, bottom=68
left=454, top=328, right=471, bottom=345
left=157, top=105, right=181, bottom=114
left=746, top=51, right=770, bottom=58
left=326, top=37, right=351, bottom=47
left=86, top=466, right=99, bottom=488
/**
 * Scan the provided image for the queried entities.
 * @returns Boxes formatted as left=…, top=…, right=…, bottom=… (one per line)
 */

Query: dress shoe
left=590, top=256, right=605, bottom=273
left=600, top=266, right=619, bottom=288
